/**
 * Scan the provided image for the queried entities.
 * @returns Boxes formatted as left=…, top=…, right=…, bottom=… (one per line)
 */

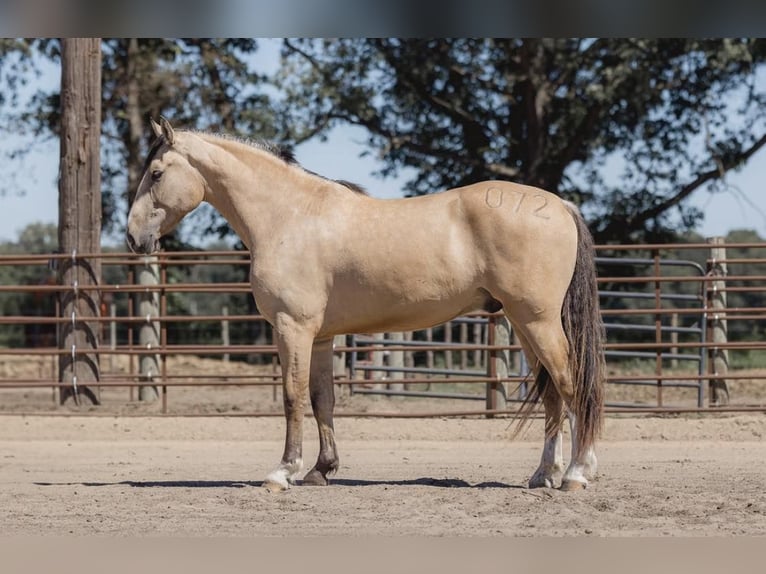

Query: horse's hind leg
left=303, top=338, right=339, bottom=486
left=562, top=410, right=598, bottom=491
left=517, top=317, right=597, bottom=490
left=516, top=331, right=565, bottom=489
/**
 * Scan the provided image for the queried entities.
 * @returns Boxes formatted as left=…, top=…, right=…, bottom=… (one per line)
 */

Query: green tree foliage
left=0, top=223, right=58, bottom=347
left=279, top=38, right=766, bottom=242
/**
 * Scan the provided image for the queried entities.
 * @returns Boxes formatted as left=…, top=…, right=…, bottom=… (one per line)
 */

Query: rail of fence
left=0, top=241, right=765, bottom=416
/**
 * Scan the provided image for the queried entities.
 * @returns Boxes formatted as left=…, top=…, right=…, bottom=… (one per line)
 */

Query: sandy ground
left=2, top=413, right=766, bottom=537
left=3, top=354, right=766, bottom=537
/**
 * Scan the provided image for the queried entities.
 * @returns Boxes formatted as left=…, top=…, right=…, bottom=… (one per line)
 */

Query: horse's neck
left=185, top=136, right=303, bottom=250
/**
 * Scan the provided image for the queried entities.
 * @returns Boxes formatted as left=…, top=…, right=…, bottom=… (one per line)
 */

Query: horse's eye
left=151, top=170, right=163, bottom=182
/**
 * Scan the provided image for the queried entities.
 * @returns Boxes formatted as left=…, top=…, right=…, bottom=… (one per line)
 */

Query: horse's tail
left=560, top=201, right=605, bottom=451
left=514, top=201, right=605, bottom=450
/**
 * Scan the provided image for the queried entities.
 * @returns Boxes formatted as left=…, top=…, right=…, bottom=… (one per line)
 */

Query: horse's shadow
left=34, top=477, right=522, bottom=489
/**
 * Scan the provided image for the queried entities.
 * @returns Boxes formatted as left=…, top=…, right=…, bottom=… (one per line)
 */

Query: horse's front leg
left=302, top=338, right=339, bottom=486
left=263, top=315, right=315, bottom=493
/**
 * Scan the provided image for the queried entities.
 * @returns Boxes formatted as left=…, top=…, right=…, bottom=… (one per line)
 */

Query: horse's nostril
left=126, top=233, right=137, bottom=252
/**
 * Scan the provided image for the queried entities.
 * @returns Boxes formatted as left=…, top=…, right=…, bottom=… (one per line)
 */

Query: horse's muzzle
left=126, top=232, right=157, bottom=255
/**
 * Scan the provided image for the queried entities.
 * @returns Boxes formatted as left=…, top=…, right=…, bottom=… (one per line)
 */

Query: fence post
left=403, top=330, right=414, bottom=390
left=459, top=321, right=468, bottom=370
left=109, top=301, right=117, bottom=371
left=371, top=332, right=386, bottom=390
left=653, top=249, right=663, bottom=407
left=332, top=334, right=346, bottom=395
left=486, top=315, right=510, bottom=417
left=221, top=305, right=230, bottom=362
left=473, top=321, right=483, bottom=369
left=424, top=327, right=434, bottom=390
left=136, top=256, right=160, bottom=402
left=387, top=332, right=405, bottom=392
left=706, top=237, right=729, bottom=406
left=444, top=322, right=453, bottom=372
left=57, top=38, right=102, bottom=407
left=670, top=312, right=679, bottom=370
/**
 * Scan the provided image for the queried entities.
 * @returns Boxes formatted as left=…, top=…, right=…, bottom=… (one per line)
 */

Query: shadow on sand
left=35, top=477, right=523, bottom=489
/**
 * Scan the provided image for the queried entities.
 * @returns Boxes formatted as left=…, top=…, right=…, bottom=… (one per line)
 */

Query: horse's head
left=126, top=118, right=207, bottom=254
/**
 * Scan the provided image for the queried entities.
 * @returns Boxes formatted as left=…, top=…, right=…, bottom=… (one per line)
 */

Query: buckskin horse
left=127, top=118, right=605, bottom=492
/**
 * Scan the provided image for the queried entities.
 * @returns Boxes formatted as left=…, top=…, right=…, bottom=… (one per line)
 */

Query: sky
left=1, top=39, right=765, bottom=245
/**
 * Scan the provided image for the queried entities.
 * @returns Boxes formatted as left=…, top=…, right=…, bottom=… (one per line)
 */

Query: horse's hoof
left=528, top=466, right=561, bottom=489
left=528, top=475, right=556, bottom=489
left=262, top=479, right=290, bottom=493
left=302, top=469, right=329, bottom=486
left=559, top=479, right=587, bottom=492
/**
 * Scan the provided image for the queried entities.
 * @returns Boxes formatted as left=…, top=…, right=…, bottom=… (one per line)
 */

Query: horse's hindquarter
left=461, top=181, right=578, bottom=300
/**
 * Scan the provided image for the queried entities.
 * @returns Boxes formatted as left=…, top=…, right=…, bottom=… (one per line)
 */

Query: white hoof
left=561, top=459, right=593, bottom=491
left=263, top=459, right=302, bottom=492
left=560, top=477, right=588, bottom=491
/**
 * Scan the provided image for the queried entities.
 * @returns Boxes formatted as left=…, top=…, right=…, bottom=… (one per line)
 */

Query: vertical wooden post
left=473, top=322, right=483, bottom=369
left=58, top=38, right=102, bottom=406
left=403, top=330, right=414, bottom=390
left=221, top=305, right=230, bottom=362
left=136, top=256, right=160, bottom=402
left=459, top=321, right=468, bottom=370
left=387, top=332, right=405, bottom=392
left=127, top=268, right=135, bottom=401
left=486, top=315, right=510, bottom=417
left=371, top=332, right=385, bottom=389
left=653, top=250, right=663, bottom=407
left=707, top=237, right=729, bottom=406
left=444, top=321, right=453, bottom=373
left=670, top=312, right=679, bottom=369
left=332, top=334, right=346, bottom=395
left=425, top=327, right=434, bottom=390
left=109, top=301, right=116, bottom=371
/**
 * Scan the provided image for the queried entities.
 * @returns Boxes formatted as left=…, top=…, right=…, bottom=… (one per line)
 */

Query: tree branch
left=373, top=40, right=490, bottom=152
left=599, top=132, right=766, bottom=238
left=546, top=104, right=602, bottom=190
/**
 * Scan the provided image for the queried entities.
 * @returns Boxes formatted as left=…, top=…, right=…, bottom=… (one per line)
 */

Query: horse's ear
left=150, top=118, right=162, bottom=139
left=159, top=116, right=175, bottom=146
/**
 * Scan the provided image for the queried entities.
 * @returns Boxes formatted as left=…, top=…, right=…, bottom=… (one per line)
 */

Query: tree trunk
left=126, top=38, right=144, bottom=206
left=58, top=38, right=102, bottom=406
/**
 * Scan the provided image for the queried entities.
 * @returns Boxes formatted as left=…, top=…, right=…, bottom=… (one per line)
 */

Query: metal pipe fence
left=1, top=241, right=765, bottom=416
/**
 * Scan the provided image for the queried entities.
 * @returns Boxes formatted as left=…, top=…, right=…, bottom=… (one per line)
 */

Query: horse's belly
left=319, top=287, right=493, bottom=336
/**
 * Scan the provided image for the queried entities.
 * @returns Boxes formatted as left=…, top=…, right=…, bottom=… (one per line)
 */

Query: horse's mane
left=199, top=131, right=368, bottom=196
